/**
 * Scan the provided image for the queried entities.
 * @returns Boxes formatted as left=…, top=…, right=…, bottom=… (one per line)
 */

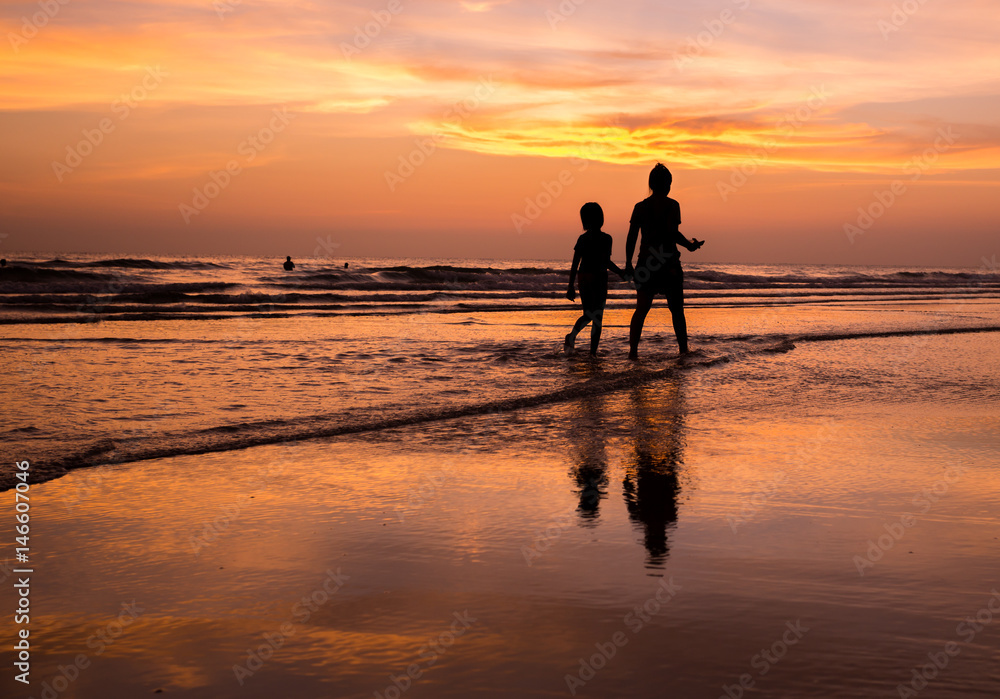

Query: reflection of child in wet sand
left=565, top=202, right=625, bottom=356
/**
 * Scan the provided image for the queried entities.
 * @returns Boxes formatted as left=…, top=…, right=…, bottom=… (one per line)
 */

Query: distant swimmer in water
left=283, top=256, right=295, bottom=271
left=624, top=164, right=704, bottom=358
left=565, top=202, right=626, bottom=357
left=344, top=262, right=349, bottom=269
left=0, top=259, right=6, bottom=267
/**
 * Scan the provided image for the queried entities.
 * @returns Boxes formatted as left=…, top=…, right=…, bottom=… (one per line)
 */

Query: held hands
left=623, top=263, right=634, bottom=283
left=689, top=238, right=705, bottom=251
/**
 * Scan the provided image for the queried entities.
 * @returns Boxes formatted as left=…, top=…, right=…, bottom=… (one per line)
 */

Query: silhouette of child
left=565, top=202, right=625, bottom=356
left=283, top=256, right=295, bottom=271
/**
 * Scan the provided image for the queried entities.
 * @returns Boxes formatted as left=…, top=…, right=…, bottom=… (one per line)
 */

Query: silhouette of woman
left=624, top=164, right=704, bottom=358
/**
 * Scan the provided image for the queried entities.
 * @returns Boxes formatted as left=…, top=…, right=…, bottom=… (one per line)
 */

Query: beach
left=2, top=256, right=1000, bottom=697
left=8, top=0, right=1000, bottom=694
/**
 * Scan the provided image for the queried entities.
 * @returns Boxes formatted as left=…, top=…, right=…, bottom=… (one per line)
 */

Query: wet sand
left=3, top=331, right=1000, bottom=698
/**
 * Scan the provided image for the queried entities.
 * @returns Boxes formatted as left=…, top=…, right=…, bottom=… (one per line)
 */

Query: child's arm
left=567, top=250, right=581, bottom=301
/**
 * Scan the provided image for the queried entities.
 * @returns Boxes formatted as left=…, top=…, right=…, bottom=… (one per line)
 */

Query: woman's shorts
left=634, top=258, right=684, bottom=307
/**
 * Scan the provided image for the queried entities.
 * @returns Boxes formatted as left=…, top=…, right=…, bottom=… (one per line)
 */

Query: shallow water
left=2, top=325, right=999, bottom=697
left=3, top=295, right=1000, bottom=489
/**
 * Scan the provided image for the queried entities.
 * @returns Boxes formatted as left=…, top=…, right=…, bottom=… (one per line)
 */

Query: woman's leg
left=666, top=269, right=688, bottom=354
left=668, top=299, right=688, bottom=354
left=629, top=291, right=655, bottom=358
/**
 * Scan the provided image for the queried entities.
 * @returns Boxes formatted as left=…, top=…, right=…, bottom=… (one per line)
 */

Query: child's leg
left=589, top=308, right=604, bottom=355
left=569, top=313, right=591, bottom=339
left=569, top=281, right=598, bottom=349
left=566, top=313, right=591, bottom=351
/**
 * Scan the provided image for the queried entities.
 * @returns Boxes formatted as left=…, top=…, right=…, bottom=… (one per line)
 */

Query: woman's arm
left=625, top=221, right=640, bottom=273
left=675, top=231, right=704, bottom=251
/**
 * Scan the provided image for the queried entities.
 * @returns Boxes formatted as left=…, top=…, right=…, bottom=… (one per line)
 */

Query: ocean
left=2, top=254, right=999, bottom=323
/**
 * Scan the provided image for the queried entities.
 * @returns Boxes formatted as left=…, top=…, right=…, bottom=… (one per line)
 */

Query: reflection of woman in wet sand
left=624, top=164, right=705, bottom=359
left=622, top=382, right=684, bottom=569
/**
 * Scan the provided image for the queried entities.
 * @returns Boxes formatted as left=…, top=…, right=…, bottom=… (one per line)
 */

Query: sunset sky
left=2, top=0, right=998, bottom=265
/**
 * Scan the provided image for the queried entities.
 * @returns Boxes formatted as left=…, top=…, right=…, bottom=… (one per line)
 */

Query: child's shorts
left=578, top=271, right=608, bottom=312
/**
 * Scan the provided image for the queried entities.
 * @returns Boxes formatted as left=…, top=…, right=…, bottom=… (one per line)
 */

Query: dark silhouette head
left=580, top=202, right=604, bottom=232
left=0, top=258, right=6, bottom=267
left=286, top=256, right=292, bottom=262
left=648, top=163, right=672, bottom=195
